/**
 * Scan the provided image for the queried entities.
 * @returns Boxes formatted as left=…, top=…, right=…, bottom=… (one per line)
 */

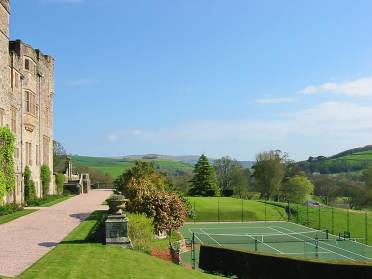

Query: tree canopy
left=189, top=154, right=220, bottom=196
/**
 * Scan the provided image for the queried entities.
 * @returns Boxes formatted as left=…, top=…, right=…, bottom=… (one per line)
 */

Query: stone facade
left=0, top=0, right=55, bottom=204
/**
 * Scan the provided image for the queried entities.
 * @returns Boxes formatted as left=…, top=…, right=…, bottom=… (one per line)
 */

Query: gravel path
left=0, top=189, right=112, bottom=277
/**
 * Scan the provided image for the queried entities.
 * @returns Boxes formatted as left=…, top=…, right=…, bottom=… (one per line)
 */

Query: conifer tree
left=189, top=154, right=220, bottom=196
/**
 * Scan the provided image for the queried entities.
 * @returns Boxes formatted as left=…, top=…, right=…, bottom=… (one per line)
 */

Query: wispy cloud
left=299, top=76, right=372, bottom=97
left=105, top=101, right=372, bottom=160
left=254, top=97, right=297, bottom=105
left=66, top=78, right=99, bottom=86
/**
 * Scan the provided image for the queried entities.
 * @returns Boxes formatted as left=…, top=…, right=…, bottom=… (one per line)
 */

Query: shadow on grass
left=61, top=210, right=107, bottom=245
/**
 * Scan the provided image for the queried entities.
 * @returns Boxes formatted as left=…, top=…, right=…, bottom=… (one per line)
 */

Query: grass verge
left=187, top=197, right=287, bottom=222
left=27, top=195, right=73, bottom=207
left=17, top=211, right=220, bottom=279
left=0, top=209, right=37, bottom=225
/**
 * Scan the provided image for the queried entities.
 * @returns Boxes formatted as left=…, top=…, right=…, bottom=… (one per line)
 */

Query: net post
left=365, top=211, right=368, bottom=245
left=255, top=239, right=258, bottom=252
left=326, top=229, right=329, bottom=240
left=217, top=199, right=220, bottom=223
left=315, top=236, right=319, bottom=259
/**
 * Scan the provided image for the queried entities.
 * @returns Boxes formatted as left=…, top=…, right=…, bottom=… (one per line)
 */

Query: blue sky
left=10, top=0, right=372, bottom=161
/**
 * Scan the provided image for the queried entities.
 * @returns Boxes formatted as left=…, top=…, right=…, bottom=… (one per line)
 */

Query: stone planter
left=106, top=195, right=128, bottom=215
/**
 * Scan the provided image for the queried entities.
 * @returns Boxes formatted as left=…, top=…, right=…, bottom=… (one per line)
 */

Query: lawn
left=0, top=209, right=37, bottom=225
left=17, top=211, right=220, bottom=279
left=72, top=155, right=193, bottom=178
left=27, top=195, right=73, bottom=207
left=186, top=197, right=287, bottom=222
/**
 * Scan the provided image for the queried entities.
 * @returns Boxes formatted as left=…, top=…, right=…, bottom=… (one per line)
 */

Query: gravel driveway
left=0, top=189, right=112, bottom=277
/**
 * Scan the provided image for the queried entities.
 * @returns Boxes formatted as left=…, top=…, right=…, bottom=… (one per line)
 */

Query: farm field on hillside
left=71, top=155, right=193, bottom=178
left=338, top=150, right=372, bottom=161
left=186, top=197, right=287, bottom=222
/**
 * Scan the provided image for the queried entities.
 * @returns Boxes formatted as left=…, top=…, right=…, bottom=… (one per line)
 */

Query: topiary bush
left=40, top=164, right=51, bottom=196
left=55, top=173, right=65, bottom=195
left=24, top=166, right=37, bottom=205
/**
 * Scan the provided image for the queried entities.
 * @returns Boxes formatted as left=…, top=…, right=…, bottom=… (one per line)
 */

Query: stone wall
left=0, top=1, right=55, bottom=203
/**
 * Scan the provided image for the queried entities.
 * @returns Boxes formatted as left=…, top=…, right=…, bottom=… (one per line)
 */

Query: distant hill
left=298, top=145, right=372, bottom=174
left=71, top=154, right=254, bottom=179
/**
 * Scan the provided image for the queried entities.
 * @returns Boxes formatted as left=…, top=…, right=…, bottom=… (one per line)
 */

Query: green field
left=17, top=211, right=220, bottom=279
left=0, top=209, right=37, bottom=225
left=338, top=150, right=372, bottom=161
left=186, top=197, right=287, bottom=222
left=288, top=203, right=372, bottom=245
left=72, top=155, right=194, bottom=178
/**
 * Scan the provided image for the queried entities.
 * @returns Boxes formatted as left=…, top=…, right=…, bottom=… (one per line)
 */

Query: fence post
left=331, top=207, right=334, bottom=234
left=264, top=199, right=267, bottom=223
left=307, top=203, right=309, bottom=225
left=217, top=199, right=220, bottom=223
left=347, top=209, right=350, bottom=233
left=193, top=200, right=196, bottom=223
left=192, top=233, right=195, bottom=270
left=296, top=204, right=299, bottom=224
left=318, top=206, right=321, bottom=229
left=287, top=201, right=290, bottom=222
left=241, top=199, right=243, bottom=223
left=365, top=211, right=369, bottom=245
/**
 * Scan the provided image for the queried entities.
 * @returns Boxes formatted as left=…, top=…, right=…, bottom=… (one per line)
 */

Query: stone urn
left=106, top=194, right=128, bottom=215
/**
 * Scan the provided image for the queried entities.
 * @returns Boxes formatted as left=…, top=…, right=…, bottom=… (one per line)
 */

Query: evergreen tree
left=189, top=154, right=220, bottom=196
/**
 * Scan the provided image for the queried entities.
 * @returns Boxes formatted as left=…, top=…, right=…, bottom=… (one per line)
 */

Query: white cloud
left=299, top=77, right=372, bottom=97
left=105, top=101, right=372, bottom=160
left=254, top=97, right=297, bottom=105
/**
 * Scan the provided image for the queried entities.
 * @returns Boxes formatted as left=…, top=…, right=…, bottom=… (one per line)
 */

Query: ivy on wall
left=0, top=127, right=16, bottom=201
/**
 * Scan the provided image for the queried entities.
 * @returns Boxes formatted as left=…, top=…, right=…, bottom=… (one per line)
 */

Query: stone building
left=0, top=0, right=54, bottom=204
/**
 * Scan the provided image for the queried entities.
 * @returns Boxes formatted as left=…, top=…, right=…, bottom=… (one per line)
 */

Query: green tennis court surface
left=181, top=221, right=372, bottom=266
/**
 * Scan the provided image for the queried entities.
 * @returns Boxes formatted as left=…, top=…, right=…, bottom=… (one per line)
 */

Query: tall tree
left=214, top=156, right=241, bottom=193
left=53, top=140, right=68, bottom=172
left=280, top=175, right=314, bottom=203
left=231, top=167, right=250, bottom=198
left=189, top=154, right=220, bottom=196
left=252, top=150, right=286, bottom=199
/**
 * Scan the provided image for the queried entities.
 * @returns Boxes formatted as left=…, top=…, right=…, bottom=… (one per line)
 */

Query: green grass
left=338, top=150, right=372, bottom=161
left=17, top=211, right=220, bottom=279
left=0, top=209, right=37, bottom=225
left=186, top=197, right=287, bottom=222
left=27, top=195, right=73, bottom=207
left=72, top=155, right=193, bottom=178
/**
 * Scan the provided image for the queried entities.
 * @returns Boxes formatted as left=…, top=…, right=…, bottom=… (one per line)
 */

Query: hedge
left=199, top=245, right=372, bottom=279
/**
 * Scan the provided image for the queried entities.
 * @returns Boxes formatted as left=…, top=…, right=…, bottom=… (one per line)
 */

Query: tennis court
left=181, top=221, right=372, bottom=267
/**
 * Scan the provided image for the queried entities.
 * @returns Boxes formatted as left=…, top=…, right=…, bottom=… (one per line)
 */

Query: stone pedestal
left=105, top=215, right=132, bottom=248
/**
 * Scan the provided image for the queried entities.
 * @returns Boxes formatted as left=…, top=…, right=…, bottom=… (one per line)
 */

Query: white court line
left=243, top=232, right=284, bottom=254
left=286, top=224, right=372, bottom=261
left=286, top=252, right=333, bottom=255
left=187, top=226, right=276, bottom=230
left=269, top=226, right=355, bottom=261
left=200, top=228, right=222, bottom=247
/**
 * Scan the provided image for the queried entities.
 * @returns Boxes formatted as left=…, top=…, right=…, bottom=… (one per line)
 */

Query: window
left=43, top=136, right=50, bottom=166
left=11, top=107, right=16, bottom=133
left=25, top=142, right=32, bottom=166
left=25, top=91, right=37, bottom=116
left=25, top=58, right=30, bottom=71
left=0, top=109, right=4, bottom=127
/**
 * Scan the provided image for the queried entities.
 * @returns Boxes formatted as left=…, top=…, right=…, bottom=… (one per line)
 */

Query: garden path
left=0, top=189, right=112, bottom=277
